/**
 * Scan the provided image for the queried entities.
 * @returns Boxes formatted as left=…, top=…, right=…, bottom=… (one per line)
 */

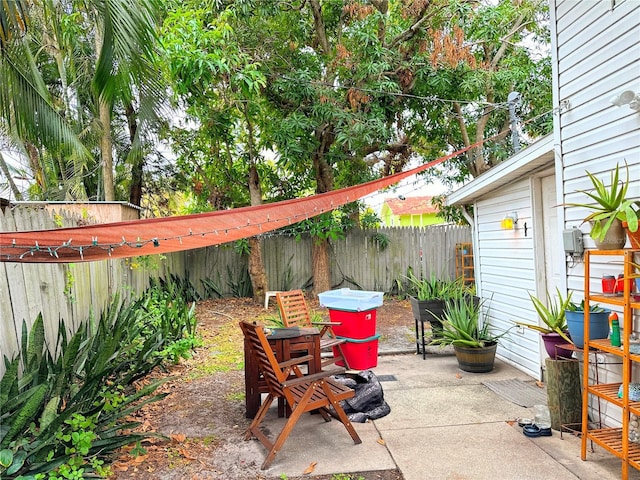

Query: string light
left=5, top=205, right=355, bottom=260
left=2, top=195, right=431, bottom=259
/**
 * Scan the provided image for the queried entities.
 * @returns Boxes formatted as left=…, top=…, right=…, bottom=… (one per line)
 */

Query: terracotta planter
left=622, top=221, right=640, bottom=249
left=592, top=218, right=626, bottom=250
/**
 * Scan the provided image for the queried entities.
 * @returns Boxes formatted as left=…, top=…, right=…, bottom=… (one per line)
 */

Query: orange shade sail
left=0, top=145, right=475, bottom=263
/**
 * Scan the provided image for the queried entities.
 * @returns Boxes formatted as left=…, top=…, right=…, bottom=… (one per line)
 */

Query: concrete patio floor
left=253, top=351, right=640, bottom=479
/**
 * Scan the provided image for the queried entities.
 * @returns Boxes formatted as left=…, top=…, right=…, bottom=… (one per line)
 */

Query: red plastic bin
left=333, top=334, right=380, bottom=370
left=328, top=308, right=377, bottom=339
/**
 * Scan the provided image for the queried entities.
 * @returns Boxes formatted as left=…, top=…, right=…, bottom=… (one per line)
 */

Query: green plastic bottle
left=610, top=312, right=621, bottom=347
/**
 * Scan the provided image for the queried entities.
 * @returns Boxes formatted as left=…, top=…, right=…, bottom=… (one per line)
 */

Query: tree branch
left=490, top=12, right=529, bottom=69
left=361, top=140, right=410, bottom=157
left=389, top=2, right=443, bottom=49
left=309, top=0, right=329, bottom=54
left=369, top=0, right=388, bottom=14
left=453, top=102, right=471, bottom=148
left=369, top=0, right=388, bottom=41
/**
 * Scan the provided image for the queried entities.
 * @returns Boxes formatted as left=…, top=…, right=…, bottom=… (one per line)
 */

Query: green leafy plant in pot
left=565, top=300, right=611, bottom=349
left=405, top=272, right=469, bottom=338
left=430, top=296, right=510, bottom=373
left=563, top=162, right=639, bottom=250
left=515, top=288, right=573, bottom=359
left=405, top=272, right=468, bottom=302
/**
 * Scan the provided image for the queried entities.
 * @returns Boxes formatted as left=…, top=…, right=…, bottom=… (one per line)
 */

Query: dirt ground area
left=109, top=296, right=413, bottom=480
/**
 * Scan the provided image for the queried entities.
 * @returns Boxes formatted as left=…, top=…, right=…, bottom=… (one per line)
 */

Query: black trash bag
left=333, top=370, right=390, bottom=423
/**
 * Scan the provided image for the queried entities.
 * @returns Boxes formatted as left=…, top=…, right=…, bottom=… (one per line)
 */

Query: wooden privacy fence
left=258, top=225, right=471, bottom=292
left=0, top=207, right=470, bottom=375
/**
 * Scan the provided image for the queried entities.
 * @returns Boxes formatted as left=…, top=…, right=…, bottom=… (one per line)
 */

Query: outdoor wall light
left=610, top=90, right=640, bottom=112
left=501, top=212, right=518, bottom=230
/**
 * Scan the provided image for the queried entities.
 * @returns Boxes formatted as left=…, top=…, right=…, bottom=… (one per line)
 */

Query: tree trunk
left=95, top=27, right=114, bottom=201
left=311, top=239, right=331, bottom=297
left=24, top=142, right=46, bottom=194
left=129, top=156, right=143, bottom=207
left=125, top=102, right=143, bottom=207
left=545, top=358, right=582, bottom=431
left=0, top=152, right=23, bottom=200
left=310, top=125, right=335, bottom=297
left=99, top=98, right=115, bottom=201
left=246, top=132, right=268, bottom=303
left=248, top=237, right=267, bottom=304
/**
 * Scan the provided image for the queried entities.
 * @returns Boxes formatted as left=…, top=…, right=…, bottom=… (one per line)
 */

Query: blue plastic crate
left=318, top=288, right=383, bottom=312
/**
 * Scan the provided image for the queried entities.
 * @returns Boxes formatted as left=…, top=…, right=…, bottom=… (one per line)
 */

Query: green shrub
left=0, top=278, right=200, bottom=479
left=227, top=266, right=253, bottom=298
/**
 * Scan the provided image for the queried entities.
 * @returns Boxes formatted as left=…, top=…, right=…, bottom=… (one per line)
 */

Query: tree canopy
left=0, top=0, right=166, bottom=204
left=1, top=0, right=552, bottom=208
left=0, top=0, right=552, bottom=292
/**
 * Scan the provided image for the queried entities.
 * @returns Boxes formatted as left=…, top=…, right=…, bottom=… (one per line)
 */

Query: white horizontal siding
left=555, top=0, right=593, bottom=30
left=556, top=1, right=638, bottom=62
left=557, top=4, right=638, bottom=81
left=562, top=79, right=640, bottom=145
left=552, top=0, right=640, bottom=431
left=554, top=0, right=640, bottom=252
left=557, top=6, right=608, bottom=79
left=555, top=0, right=640, bottom=150
left=474, top=179, right=542, bottom=378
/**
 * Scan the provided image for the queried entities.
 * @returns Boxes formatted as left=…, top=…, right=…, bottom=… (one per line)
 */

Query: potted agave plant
left=430, top=296, right=511, bottom=373
left=515, top=288, right=573, bottom=359
left=564, top=162, right=640, bottom=250
left=405, top=272, right=468, bottom=338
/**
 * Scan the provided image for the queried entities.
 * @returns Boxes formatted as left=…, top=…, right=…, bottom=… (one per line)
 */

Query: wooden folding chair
left=276, top=289, right=350, bottom=370
left=239, top=320, right=361, bottom=469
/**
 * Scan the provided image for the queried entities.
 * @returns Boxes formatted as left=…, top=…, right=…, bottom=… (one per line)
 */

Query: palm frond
left=0, top=45, right=91, bottom=160
left=93, top=0, right=161, bottom=104
left=0, top=0, right=28, bottom=49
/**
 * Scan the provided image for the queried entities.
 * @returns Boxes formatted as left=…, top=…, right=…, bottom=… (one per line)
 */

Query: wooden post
left=545, top=358, right=582, bottom=431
